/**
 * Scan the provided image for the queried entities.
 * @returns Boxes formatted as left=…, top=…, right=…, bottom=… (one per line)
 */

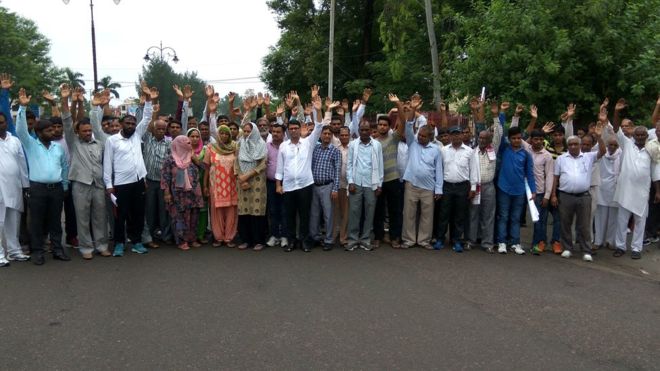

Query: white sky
left=1, top=0, right=282, bottom=104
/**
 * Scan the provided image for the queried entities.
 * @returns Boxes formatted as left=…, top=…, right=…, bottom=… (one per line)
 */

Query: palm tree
left=62, top=68, right=86, bottom=89
left=97, top=76, right=122, bottom=99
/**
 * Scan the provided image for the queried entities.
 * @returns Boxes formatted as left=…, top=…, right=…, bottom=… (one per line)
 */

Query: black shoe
left=631, top=251, right=642, bottom=259
left=302, top=243, right=312, bottom=252
left=33, top=254, right=45, bottom=265
left=284, top=246, right=295, bottom=252
left=53, top=251, right=71, bottom=261
left=322, top=244, right=333, bottom=251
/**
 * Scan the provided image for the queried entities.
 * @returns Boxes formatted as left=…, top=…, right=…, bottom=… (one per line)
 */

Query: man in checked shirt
left=309, top=126, right=341, bottom=250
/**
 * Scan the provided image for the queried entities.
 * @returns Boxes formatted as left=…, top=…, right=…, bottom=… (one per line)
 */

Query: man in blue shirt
left=496, top=126, right=535, bottom=255
left=16, top=88, right=70, bottom=265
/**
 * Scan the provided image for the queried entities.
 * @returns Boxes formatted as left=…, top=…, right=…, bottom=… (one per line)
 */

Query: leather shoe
left=284, top=246, right=295, bottom=252
left=53, top=252, right=71, bottom=261
left=302, top=243, right=312, bottom=252
left=33, top=254, right=45, bottom=265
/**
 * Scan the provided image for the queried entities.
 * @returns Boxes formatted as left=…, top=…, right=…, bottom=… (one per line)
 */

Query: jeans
left=496, top=188, right=526, bottom=245
left=533, top=194, right=549, bottom=245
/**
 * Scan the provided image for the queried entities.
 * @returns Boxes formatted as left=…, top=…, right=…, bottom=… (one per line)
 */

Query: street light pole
left=63, top=0, right=121, bottom=92
left=143, top=41, right=180, bottom=63
left=327, top=0, right=335, bottom=99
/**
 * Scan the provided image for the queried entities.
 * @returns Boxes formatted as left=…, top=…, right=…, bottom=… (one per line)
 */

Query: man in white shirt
left=346, top=122, right=384, bottom=251
left=103, top=82, right=155, bottom=257
left=0, top=111, right=30, bottom=266
left=611, top=100, right=660, bottom=259
left=276, top=99, right=335, bottom=252
left=551, top=131, right=605, bottom=262
left=435, top=126, right=478, bottom=252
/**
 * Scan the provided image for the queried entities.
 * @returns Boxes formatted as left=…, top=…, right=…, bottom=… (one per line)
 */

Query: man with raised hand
left=16, top=88, right=69, bottom=265
left=611, top=99, right=660, bottom=259
left=103, top=81, right=155, bottom=257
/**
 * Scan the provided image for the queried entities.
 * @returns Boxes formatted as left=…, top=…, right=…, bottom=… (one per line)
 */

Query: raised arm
left=593, top=122, right=607, bottom=159
left=652, top=96, right=660, bottom=126
left=0, top=73, right=15, bottom=135
left=134, top=81, right=155, bottom=138
left=560, top=103, right=575, bottom=137
left=60, top=84, right=75, bottom=150
left=42, top=89, right=60, bottom=118
left=612, top=98, right=627, bottom=133
left=388, top=94, right=406, bottom=139
left=15, top=88, right=33, bottom=147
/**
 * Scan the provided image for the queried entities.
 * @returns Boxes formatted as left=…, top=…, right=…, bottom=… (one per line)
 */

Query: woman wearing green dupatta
left=203, top=125, right=239, bottom=247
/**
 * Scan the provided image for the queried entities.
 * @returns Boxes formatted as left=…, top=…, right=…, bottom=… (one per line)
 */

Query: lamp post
left=62, top=0, right=121, bottom=91
left=143, top=41, right=180, bottom=63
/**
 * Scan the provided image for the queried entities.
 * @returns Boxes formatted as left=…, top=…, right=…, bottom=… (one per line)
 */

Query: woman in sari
left=236, top=121, right=268, bottom=250
left=203, top=125, right=238, bottom=247
left=161, top=135, right=204, bottom=251
left=188, top=128, right=209, bottom=244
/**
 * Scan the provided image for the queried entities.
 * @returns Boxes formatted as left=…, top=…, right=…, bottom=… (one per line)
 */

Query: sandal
left=178, top=243, right=190, bottom=251
left=198, top=238, right=209, bottom=245
left=226, top=241, right=237, bottom=248
left=191, top=241, right=201, bottom=248
left=237, top=243, right=249, bottom=250
left=613, top=249, right=625, bottom=257
left=253, top=244, right=265, bottom=251
left=212, top=240, right=222, bottom=247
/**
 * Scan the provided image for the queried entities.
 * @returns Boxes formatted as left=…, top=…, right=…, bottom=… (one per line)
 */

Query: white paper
left=110, top=194, right=118, bottom=207
left=524, top=180, right=539, bottom=223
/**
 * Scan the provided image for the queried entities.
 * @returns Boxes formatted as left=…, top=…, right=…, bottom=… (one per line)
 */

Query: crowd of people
left=0, top=72, right=658, bottom=267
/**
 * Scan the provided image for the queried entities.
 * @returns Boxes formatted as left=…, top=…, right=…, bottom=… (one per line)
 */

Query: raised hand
left=41, top=89, right=56, bottom=104
left=1, top=73, right=14, bottom=90
left=490, top=102, right=499, bottom=116
left=207, top=98, right=218, bottom=113
left=205, top=85, right=215, bottom=98
left=276, top=103, right=285, bottom=116
left=615, top=98, right=627, bottom=111
left=257, top=92, right=264, bottom=106
left=341, top=98, right=349, bottom=112
left=284, top=93, right=294, bottom=109
left=542, top=122, right=555, bottom=134
left=264, top=93, right=271, bottom=106
left=291, top=105, right=299, bottom=116
left=18, top=88, right=31, bottom=106
left=183, top=85, right=194, bottom=100
left=242, top=96, right=252, bottom=112
left=566, top=103, right=576, bottom=118
left=500, top=101, right=510, bottom=111
left=311, top=85, right=320, bottom=99
left=139, top=93, right=146, bottom=106
left=290, top=90, right=300, bottom=103
left=91, top=92, right=103, bottom=106
left=362, top=88, right=373, bottom=103
left=410, top=94, right=422, bottom=110
left=599, top=98, right=609, bottom=112
left=515, top=103, right=524, bottom=116
left=140, top=81, right=151, bottom=96
left=172, top=84, right=183, bottom=99
left=227, top=91, right=236, bottom=103
left=388, top=93, right=400, bottom=103
left=598, top=108, right=608, bottom=124
left=59, top=83, right=71, bottom=99
left=594, top=121, right=604, bottom=136
left=303, top=103, right=312, bottom=116
left=312, top=96, right=322, bottom=111
left=352, top=99, right=361, bottom=112
left=530, top=105, right=538, bottom=119
left=327, top=100, right=341, bottom=110
left=324, top=96, right=333, bottom=110
left=149, top=87, right=159, bottom=101
left=469, top=97, right=479, bottom=110
left=76, top=87, right=86, bottom=102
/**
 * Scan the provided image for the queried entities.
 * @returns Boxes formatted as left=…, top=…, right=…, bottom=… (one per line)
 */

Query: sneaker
left=531, top=244, right=542, bottom=255
left=464, top=242, right=473, bottom=251
left=113, top=243, right=125, bottom=257
left=7, top=252, right=30, bottom=262
left=131, top=243, right=148, bottom=254
left=643, top=236, right=659, bottom=246
left=631, top=251, right=642, bottom=259
left=497, top=243, right=507, bottom=254
left=266, top=236, right=279, bottom=247
left=420, top=243, right=434, bottom=250
left=483, top=246, right=494, bottom=254
left=360, top=244, right=373, bottom=251
left=0, top=257, right=9, bottom=267
left=561, top=250, right=572, bottom=259
left=433, top=240, right=444, bottom=250
left=401, top=242, right=414, bottom=249
left=552, top=241, right=562, bottom=254
left=280, top=237, right=288, bottom=247
left=582, top=253, right=593, bottom=262
left=345, top=244, right=357, bottom=251
left=512, top=244, right=525, bottom=255
left=452, top=242, right=463, bottom=253
left=538, top=241, right=546, bottom=253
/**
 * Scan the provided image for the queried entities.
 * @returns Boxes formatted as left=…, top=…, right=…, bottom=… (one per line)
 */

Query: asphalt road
left=1, top=242, right=659, bottom=371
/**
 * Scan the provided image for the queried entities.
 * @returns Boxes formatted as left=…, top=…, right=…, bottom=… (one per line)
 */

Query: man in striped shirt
left=309, top=126, right=341, bottom=250
left=143, top=117, right=172, bottom=245
left=374, top=116, right=402, bottom=248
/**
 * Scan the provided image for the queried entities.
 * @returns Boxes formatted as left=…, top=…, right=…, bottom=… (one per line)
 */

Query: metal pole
left=327, top=0, right=335, bottom=99
left=90, top=0, right=99, bottom=91
left=424, top=0, right=441, bottom=110
left=159, top=41, right=163, bottom=59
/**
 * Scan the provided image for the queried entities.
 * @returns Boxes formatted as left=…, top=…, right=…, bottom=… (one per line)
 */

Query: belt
left=314, top=180, right=333, bottom=186
left=559, top=190, right=589, bottom=197
left=30, top=181, right=62, bottom=189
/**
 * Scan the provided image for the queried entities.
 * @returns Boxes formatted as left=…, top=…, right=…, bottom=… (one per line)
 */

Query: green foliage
left=445, top=0, right=660, bottom=125
left=137, top=59, right=207, bottom=117
left=62, top=67, right=85, bottom=88
left=97, top=76, right=122, bottom=98
left=0, top=6, right=63, bottom=94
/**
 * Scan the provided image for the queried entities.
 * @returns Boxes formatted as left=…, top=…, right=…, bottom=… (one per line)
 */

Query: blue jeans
left=533, top=194, right=561, bottom=244
left=496, top=188, right=526, bottom=245
left=266, top=180, right=287, bottom=238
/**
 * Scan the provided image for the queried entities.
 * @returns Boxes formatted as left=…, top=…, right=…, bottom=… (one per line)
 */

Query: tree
left=137, top=59, right=207, bottom=117
left=0, top=6, right=63, bottom=95
left=97, top=76, right=122, bottom=98
left=445, top=0, right=660, bottom=124
left=62, top=67, right=86, bottom=89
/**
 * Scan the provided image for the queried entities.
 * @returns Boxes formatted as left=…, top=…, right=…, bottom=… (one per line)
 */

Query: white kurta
left=613, top=130, right=660, bottom=217
left=0, top=133, right=29, bottom=216
left=597, top=149, right=621, bottom=207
